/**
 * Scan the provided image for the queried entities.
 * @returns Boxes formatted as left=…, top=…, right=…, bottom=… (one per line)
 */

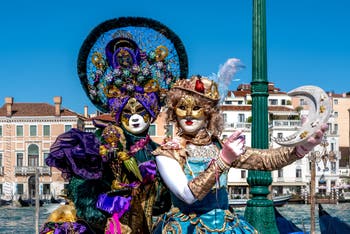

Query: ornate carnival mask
left=77, top=17, right=188, bottom=125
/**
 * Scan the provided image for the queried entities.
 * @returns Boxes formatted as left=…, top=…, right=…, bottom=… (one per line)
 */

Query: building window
left=296, top=168, right=302, bottom=178
left=148, top=124, right=156, bottom=136
left=278, top=169, right=283, bottom=178
left=334, top=124, right=338, bottom=134
left=224, top=101, right=232, bottom=105
left=43, top=184, right=50, bottom=195
left=28, top=144, right=39, bottom=167
left=334, top=112, right=338, bottom=118
left=0, top=184, right=2, bottom=194
left=43, top=125, right=50, bottom=136
left=30, top=125, right=37, bottom=136
left=17, top=153, right=24, bottom=167
left=241, top=170, right=246, bottom=179
left=17, top=184, right=24, bottom=195
left=0, top=126, right=2, bottom=136
left=269, top=99, right=278, bottom=105
left=0, top=153, right=2, bottom=167
left=331, top=162, right=336, bottom=173
left=300, top=99, right=307, bottom=106
left=237, top=101, right=243, bottom=105
left=43, top=153, right=49, bottom=166
left=327, top=123, right=331, bottom=133
left=164, top=124, right=173, bottom=137
left=334, top=99, right=338, bottom=105
left=238, top=114, right=245, bottom=123
left=64, top=125, right=72, bottom=132
left=223, top=113, right=227, bottom=123
left=281, top=99, right=286, bottom=105
left=16, top=125, right=23, bottom=136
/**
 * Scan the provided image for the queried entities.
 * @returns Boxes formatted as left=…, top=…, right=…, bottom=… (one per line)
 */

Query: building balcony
left=0, top=166, right=3, bottom=176
left=270, top=120, right=301, bottom=129
left=276, top=177, right=284, bottom=182
left=295, top=177, right=303, bottom=182
left=235, top=123, right=251, bottom=129
left=15, top=166, right=51, bottom=176
left=224, top=123, right=235, bottom=129
left=224, top=122, right=251, bottom=130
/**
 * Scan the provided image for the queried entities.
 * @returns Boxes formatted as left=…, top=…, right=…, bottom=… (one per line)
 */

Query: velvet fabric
left=46, top=128, right=103, bottom=180
left=40, top=221, right=94, bottom=234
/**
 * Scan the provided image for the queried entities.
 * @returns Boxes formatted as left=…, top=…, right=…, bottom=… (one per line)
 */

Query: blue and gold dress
left=152, top=138, right=257, bottom=234
left=151, top=131, right=302, bottom=234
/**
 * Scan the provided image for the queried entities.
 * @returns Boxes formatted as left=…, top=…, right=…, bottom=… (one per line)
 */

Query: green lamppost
left=244, top=0, right=279, bottom=233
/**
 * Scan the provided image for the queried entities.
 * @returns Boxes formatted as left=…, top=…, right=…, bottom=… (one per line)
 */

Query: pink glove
left=220, top=130, right=246, bottom=165
left=295, top=123, right=329, bottom=157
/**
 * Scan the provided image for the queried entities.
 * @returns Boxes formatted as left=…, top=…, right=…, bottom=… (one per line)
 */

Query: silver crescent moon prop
left=272, top=85, right=331, bottom=147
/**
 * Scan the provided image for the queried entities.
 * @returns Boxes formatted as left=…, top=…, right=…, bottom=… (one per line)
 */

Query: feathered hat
left=171, top=58, right=244, bottom=103
left=77, top=17, right=188, bottom=122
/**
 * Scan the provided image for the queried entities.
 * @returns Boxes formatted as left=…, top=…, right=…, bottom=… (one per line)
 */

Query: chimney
left=53, top=96, right=62, bottom=116
left=84, top=106, right=88, bottom=118
left=5, top=97, right=13, bottom=117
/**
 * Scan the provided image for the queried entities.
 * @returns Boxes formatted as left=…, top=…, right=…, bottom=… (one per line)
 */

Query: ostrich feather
left=210, top=58, right=245, bottom=103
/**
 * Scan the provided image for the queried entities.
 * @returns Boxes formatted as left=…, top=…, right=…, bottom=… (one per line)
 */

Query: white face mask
left=120, top=98, right=151, bottom=135
left=122, top=113, right=150, bottom=135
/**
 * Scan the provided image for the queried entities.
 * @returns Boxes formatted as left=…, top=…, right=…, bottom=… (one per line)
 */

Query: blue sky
left=0, top=0, right=349, bottom=114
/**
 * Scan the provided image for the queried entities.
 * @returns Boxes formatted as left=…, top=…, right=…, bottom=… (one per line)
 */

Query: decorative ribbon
left=96, top=193, right=131, bottom=215
left=129, top=135, right=151, bottom=155
left=105, top=213, right=122, bottom=234
left=138, top=160, right=157, bottom=184
left=96, top=193, right=132, bottom=234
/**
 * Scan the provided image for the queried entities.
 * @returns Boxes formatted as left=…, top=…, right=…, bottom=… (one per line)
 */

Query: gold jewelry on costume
left=155, top=45, right=169, bottom=61
left=216, top=156, right=231, bottom=172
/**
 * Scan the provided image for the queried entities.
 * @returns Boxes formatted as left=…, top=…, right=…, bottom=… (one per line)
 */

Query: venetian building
left=0, top=97, right=86, bottom=200
left=221, top=83, right=302, bottom=198
left=292, top=92, right=349, bottom=193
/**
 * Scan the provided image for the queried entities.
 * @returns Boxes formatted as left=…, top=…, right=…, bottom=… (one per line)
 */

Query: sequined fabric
left=231, top=146, right=298, bottom=170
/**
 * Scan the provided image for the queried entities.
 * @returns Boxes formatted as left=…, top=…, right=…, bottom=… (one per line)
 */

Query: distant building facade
left=0, top=97, right=86, bottom=200
left=2, top=83, right=346, bottom=203
left=222, top=83, right=342, bottom=199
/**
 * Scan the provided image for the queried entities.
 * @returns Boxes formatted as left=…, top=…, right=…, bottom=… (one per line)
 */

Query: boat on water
left=229, top=194, right=292, bottom=207
left=274, top=206, right=308, bottom=234
left=319, top=203, right=350, bottom=234
left=0, top=198, right=12, bottom=206
left=18, top=196, right=44, bottom=207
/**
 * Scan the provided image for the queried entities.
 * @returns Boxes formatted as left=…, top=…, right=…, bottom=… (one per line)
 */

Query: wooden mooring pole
left=35, top=168, right=40, bottom=234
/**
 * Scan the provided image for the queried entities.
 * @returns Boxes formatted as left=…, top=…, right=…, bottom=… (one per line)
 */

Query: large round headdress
left=77, top=17, right=188, bottom=121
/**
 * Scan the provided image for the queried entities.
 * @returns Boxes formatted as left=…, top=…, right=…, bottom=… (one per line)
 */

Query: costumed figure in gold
left=40, top=17, right=188, bottom=234
left=152, top=71, right=328, bottom=233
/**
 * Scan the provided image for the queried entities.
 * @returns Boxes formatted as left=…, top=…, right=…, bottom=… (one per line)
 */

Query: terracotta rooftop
left=90, top=114, right=115, bottom=122
left=227, top=82, right=288, bottom=97
left=0, top=103, right=80, bottom=117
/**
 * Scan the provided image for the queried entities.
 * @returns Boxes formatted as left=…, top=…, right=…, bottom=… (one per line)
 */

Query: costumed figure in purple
left=40, top=17, right=188, bottom=234
left=152, top=67, right=328, bottom=233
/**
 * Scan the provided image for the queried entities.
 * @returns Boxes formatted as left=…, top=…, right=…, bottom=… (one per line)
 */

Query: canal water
left=0, top=203, right=349, bottom=233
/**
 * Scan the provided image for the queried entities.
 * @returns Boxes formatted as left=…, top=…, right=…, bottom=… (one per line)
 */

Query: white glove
left=220, top=130, right=246, bottom=165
